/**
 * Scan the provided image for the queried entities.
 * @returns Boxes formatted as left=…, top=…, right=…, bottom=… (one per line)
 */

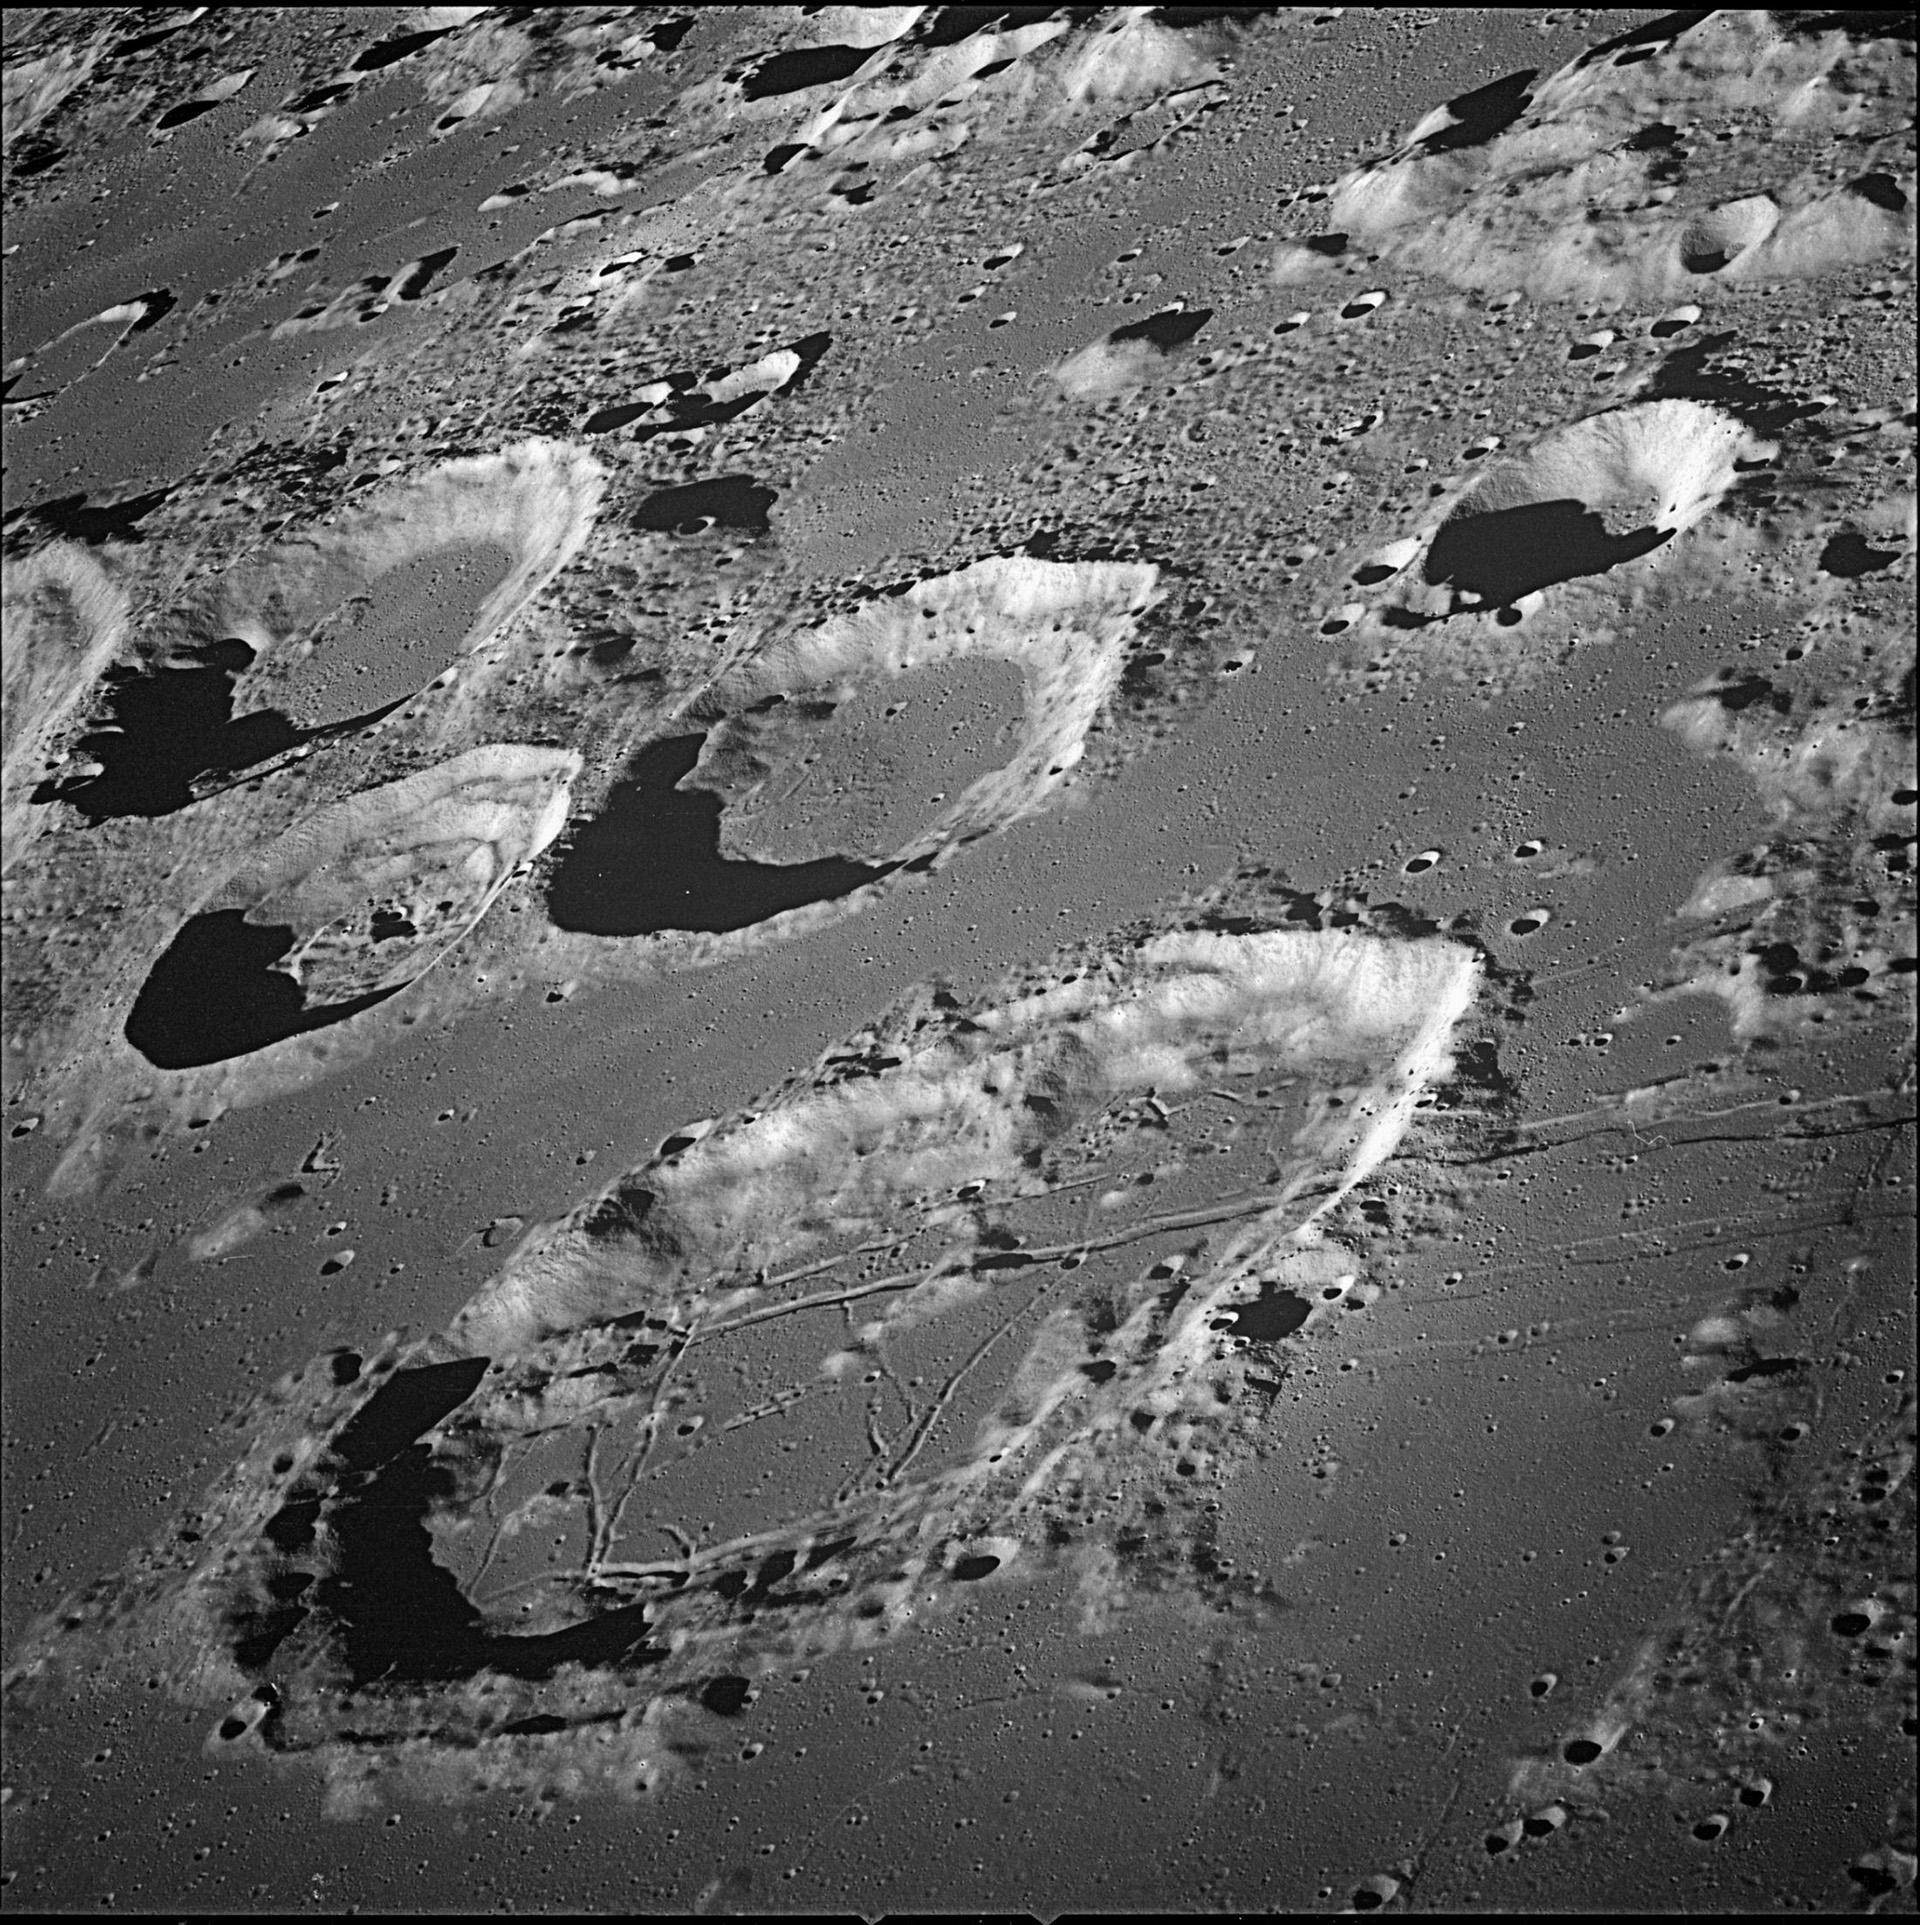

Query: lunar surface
left=2, top=7, right=1913, bottom=1915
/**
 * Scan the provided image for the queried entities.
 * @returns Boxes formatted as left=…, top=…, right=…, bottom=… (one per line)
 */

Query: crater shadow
left=33, top=638, right=407, bottom=822
left=1418, top=68, right=1536, bottom=155
left=1422, top=498, right=1671, bottom=607
left=245, top=1360, right=667, bottom=1690
left=124, top=910, right=401, bottom=1070
left=632, top=475, right=778, bottom=535
left=741, top=43, right=871, bottom=101
left=1108, top=305, right=1213, bottom=352
left=4, top=486, right=174, bottom=548
left=33, top=640, right=301, bottom=821
left=545, top=733, right=895, bottom=937
left=1819, top=531, right=1902, bottom=579
left=1216, top=1286, right=1311, bottom=1342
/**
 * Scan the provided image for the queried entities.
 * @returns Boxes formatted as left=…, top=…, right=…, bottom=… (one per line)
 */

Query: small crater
left=700, top=1675, right=753, bottom=1716
left=1349, top=1872, right=1400, bottom=1910
left=1649, top=303, right=1702, bottom=339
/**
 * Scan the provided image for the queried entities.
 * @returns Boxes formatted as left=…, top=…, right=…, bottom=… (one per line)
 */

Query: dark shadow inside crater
left=740, top=43, right=872, bottom=101
left=632, top=474, right=778, bottom=536
left=1679, top=238, right=1734, bottom=275
left=330, top=1360, right=491, bottom=1474
left=545, top=733, right=895, bottom=937
left=4, top=486, right=174, bottom=548
left=702, top=1675, right=752, bottom=1715
left=1573, top=9, right=1713, bottom=68
left=352, top=25, right=458, bottom=72
left=34, top=641, right=299, bottom=821
left=1819, top=531, right=1903, bottom=579
left=1418, top=68, right=1536, bottom=155
left=589, top=334, right=829, bottom=439
left=313, top=1439, right=659, bottom=1687
left=1108, top=305, right=1213, bottom=352
left=917, top=7, right=1084, bottom=49
left=124, top=910, right=402, bottom=1070
left=242, top=1360, right=667, bottom=1693
left=1777, top=10, right=1916, bottom=46
left=154, top=96, right=225, bottom=131
left=33, top=638, right=407, bottom=823
left=1640, top=331, right=1827, bottom=436
left=1215, top=1286, right=1311, bottom=1342
left=1422, top=498, right=1671, bottom=607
